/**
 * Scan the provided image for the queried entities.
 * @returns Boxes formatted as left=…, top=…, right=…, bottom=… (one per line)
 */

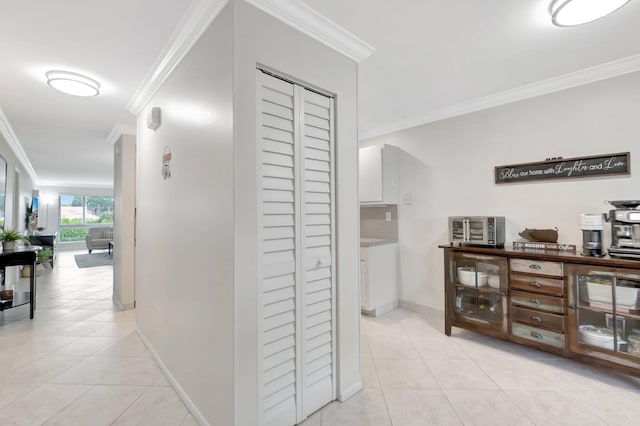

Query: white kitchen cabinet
left=358, top=144, right=400, bottom=205
left=360, top=241, right=398, bottom=316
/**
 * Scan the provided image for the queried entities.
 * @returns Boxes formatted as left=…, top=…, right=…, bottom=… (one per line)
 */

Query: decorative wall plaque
left=162, top=146, right=172, bottom=179
left=495, top=152, right=630, bottom=184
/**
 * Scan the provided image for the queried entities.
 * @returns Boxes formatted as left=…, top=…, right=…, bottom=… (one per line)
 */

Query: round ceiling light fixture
left=45, top=70, right=101, bottom=97
left=551, top=0, right=631, bottom=26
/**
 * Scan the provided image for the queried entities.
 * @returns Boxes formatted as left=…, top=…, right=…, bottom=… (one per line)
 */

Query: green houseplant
left=22, top=248, right=52, bottom=277
left=0, top=228, right=31, bottom=251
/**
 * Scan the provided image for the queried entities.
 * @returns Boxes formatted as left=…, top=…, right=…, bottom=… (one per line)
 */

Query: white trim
left=398, top=300, right=444, bottom=320
left=361, top=53, right=640, bottom=140
left=126, top=0, right=229, bottom=115
left=246, top=0, right=375, bottom=63
left=0, top=108, right=39, bottom=184
left=337, top=381, right=362, bottom=402
left=112, top=295, right=135, bottom=311
left=37, top=180, right=114, bottom=189
left=106, top=123, right=136, bottom=145
left=136, top=329, right=210, bottom=426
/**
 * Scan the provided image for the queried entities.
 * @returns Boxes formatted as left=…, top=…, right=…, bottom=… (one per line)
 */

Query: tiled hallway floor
left=304, top=310, right=640, bottom=425
left=0, top=251, right=197, bottom=426
left=4, top=251, right=640, bottom=425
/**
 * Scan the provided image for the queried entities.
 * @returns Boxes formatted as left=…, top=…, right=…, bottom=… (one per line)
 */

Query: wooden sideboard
left=441, top=244, right=640, bottom=376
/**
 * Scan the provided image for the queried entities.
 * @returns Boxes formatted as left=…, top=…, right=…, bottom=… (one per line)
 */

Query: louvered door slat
left=264, top=335, right=295, bottom=359
left=263, top=226, right=294, bottom=241
left=303, top=136, right=330, bottom=152
left=305, top=278, right=331, bottom=295
left=263, top=177, right=294, bottom=191
left=261, top=100, right=294, bottom=120
left=263, top=190, right=294, bottom=203
left=304, top=114, right=329, bottom=130
left=264, top=346, right=295, bottom=371
left=305, top=224, right=330, bottom=237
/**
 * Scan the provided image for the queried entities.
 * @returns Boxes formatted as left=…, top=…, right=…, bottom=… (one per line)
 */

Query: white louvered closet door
left=299, top=88, right=335, bottom=418
left=257, top=69, right=335, bottom=426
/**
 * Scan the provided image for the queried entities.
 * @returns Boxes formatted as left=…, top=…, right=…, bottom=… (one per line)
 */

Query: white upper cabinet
left=359, top=144, right=400, bottom=205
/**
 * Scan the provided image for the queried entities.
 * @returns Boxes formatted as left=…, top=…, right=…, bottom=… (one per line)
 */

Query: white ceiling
left=0, top=0, right=195, bottom=186
left=1, top=0, right=640, bottom=187
left=304, top=0, right=640, bottom=138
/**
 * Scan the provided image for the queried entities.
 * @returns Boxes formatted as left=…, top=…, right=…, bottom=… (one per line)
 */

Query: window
left=59, top=195, right=114, bottom=243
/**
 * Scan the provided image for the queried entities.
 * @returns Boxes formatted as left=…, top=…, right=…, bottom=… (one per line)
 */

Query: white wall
left=362, top=71, right=640, bottom=315
left=135, top=5, right=234, bottom=425
left=0, top=133, right=35, bottom=287
left=0, top=134, right=35, bottom=232
left=234, top=3, right=361, bottom=424
left=113, top=134, right=136, bottom=310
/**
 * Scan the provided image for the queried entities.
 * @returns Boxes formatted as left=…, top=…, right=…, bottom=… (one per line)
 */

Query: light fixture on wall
left=45, top=70, right=101, bottom=97
left=551, top=0, right=631, bottom=26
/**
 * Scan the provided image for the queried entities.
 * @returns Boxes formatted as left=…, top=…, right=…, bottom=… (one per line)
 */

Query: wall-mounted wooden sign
left=495, top=152, right=630, bottom=184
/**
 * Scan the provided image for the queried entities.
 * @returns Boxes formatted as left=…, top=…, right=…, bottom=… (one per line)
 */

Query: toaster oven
left=448, top=216, right=505, bottom=247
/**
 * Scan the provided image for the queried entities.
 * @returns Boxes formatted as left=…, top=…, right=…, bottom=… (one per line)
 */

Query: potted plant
left=0, top=228, right=31, bottom=251
left=21, top=248, right=52, bottom=277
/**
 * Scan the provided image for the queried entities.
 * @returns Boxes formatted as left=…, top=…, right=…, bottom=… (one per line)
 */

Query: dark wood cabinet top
left=439, top=243, right=640, bottom=271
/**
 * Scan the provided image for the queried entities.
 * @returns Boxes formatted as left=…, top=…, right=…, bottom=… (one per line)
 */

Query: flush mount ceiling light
left=45, top=70, right=100, bottom=97
left=551, top=0, right=631, bottom=26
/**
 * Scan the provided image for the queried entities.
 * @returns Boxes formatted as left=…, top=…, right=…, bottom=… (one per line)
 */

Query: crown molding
left=36, top=180, right=114, bottom=190
left=360, top=53, right=640, bottom=140
left=127, top=0, right=229, bottom=115
left=246, top=0, right=375, bottom=62
left=106, top=123, right=137, bottom=145
left=0, top=108, right=39, bottom=184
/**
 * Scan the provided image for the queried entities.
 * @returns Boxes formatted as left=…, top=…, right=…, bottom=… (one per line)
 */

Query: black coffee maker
left=580, top=214, right=605, bottom=257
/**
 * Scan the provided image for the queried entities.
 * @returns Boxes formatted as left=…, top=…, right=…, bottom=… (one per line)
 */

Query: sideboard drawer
left=511, top=306, right=564, bottom=332
left=512, top=323, right=565, bottom=350
left=510, top=258, right=563, bottom=277
left=510, top=273, right=564, bottom=296
left=511, top=290, right=565, bottom=314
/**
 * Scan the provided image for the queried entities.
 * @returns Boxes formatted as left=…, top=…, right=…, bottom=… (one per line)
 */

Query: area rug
left=74, top=253, right=113, bottom=268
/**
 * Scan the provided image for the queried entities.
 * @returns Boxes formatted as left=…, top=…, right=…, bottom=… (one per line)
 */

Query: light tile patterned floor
left=303, top=309, right=640, bottom=425
left=4, top=251, right=640, bottom=425
left=0, top=251, right=196, bottom=425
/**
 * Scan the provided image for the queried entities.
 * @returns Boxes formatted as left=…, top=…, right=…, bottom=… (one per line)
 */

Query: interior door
left=299, top=87, right=336, bottom=417
left=257, top=70, right=336, bottom=425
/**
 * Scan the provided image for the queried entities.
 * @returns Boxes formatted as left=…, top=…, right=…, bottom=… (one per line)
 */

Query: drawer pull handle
left=529, top=264, right=542, bottom=270
left=531, top=316, right=543, bottom=323
left=530, top=331, right=543, bottom=339
left=530, top=299, right=541, bottom=304
left=530, top=282, right=542, bottom=288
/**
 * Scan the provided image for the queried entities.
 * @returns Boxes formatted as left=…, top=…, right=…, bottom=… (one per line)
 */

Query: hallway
left=0, top=251, right=197, bottom=425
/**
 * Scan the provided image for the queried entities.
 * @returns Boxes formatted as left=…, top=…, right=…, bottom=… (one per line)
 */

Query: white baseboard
left=121, top=301, right=135, bottom=311
left=399, top=300, right=444, bottom=319
left=136, top=329, right=210, bottom=426
left=375, top=301, right=398, bottom=316
left=361, top=300, right=398, bottom=317
left=338, top=380, right=362, bottom=401
left=112, top=295, right=135, bottom=311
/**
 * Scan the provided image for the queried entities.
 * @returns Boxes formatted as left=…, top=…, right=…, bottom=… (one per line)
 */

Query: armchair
left=85, top=227, right=113, bottom=254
